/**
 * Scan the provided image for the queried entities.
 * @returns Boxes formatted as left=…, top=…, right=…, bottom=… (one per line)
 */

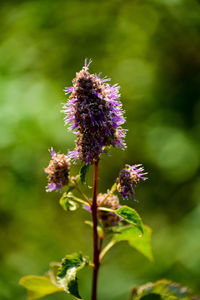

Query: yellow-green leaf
left=113, top=224, right=153, bottom=262
left=19, top=275, right=62, bottom=300
left=59, top=192, right=79, bottom=211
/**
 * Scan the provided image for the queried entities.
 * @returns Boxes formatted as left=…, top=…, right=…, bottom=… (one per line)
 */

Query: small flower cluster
left=45, top=149, right=70, bottom=192
left=63, top=59, right=126, bottom=164
left=117, top=164, right=147, bottom=200
left=97, top=193, right=120, bottom=227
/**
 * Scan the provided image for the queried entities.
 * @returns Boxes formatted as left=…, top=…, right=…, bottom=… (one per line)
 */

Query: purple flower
left=44, top=148, right=71, bottom=192
left=63, top=59, right=126, bottom=164
left=116, top=164, right=147, bottom=200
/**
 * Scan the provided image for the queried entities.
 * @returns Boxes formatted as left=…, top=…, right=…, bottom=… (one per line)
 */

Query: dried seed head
left=63, top=59, right=126, bottom=164
left=45, top=148, right=70, bottom=192
left=117, top=164, right=147, bottom=200
left=97, top=193, right=120, bottom=227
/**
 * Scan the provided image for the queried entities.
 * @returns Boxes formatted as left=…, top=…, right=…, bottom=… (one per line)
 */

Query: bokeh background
left=1, top=0, right=200, bottom=299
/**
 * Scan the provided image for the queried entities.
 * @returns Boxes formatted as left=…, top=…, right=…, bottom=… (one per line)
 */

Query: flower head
left=116, top=164, right=147, bottom=200
left=63, top=59, right=126, bottom=164
left=97, top=193, right=120, bottom=227
left=45, top=148, right=70, bottom=192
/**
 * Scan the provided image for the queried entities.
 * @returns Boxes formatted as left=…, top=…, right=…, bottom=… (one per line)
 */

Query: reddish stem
left=91, top=160, right=100, bottom=300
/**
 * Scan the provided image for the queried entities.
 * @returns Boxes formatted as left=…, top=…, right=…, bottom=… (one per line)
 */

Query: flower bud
left=97, top=193, right=120, bottom=227
left=117, top=164, right=147, bottom=200
left=45, top=149, right=70, bottom=192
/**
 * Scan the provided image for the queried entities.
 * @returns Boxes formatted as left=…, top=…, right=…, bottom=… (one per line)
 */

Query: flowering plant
left=19, top=60, right=199, bottom=300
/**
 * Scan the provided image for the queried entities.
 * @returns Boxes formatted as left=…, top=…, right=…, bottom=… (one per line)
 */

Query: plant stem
left=99, top=240, right=115, bottom=262
left=70, top=195, right=90, bottom=207
left=99, top=236, right=104, bottom=253
left=74, top=181, right=91, bottom=204
left=91, top=160, right=99, bottom=300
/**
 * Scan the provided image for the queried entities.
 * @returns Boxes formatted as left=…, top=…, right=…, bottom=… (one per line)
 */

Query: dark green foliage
left=57, top=253, right=88, bottom=299
left=115, top=206, right=143, bottom=233
left=80, top=165, right=89, bottom=184
left=68, top=277, right=80, bottom=299
left=140, top=295, right=162, bottom=300
left=58, top=253, right=87, bottom=278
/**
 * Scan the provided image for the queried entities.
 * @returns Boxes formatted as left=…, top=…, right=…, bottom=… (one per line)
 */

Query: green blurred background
left=0, top=0, right=200, bottom=299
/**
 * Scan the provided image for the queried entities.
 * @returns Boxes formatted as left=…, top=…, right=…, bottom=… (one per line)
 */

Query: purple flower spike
left=62, top=59, right=126, bottom=164
left=116, top=164, right=148, bottom=200
left=45, top=149, right=71, bottom=192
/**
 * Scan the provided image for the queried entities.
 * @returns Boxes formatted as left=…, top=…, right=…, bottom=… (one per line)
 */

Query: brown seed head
left=97, top=193, right=120, bottom=227
left=45, top=151, right=70, bottom=192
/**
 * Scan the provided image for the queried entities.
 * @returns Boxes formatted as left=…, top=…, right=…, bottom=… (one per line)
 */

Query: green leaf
left=20, top=253, right=89, bottom=300
left=113, top=224, right=153, bottom=262
left=60, top=192, right=79, bottom=211
left=115, top=206, right=143, bottom=233
left=80, top=164, right=88, bottom=184
left=57, top=253, right=88, bottom=299
left=130, top=279, right=200, bottom=300
left=19, top=275, right=62, bottom=300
